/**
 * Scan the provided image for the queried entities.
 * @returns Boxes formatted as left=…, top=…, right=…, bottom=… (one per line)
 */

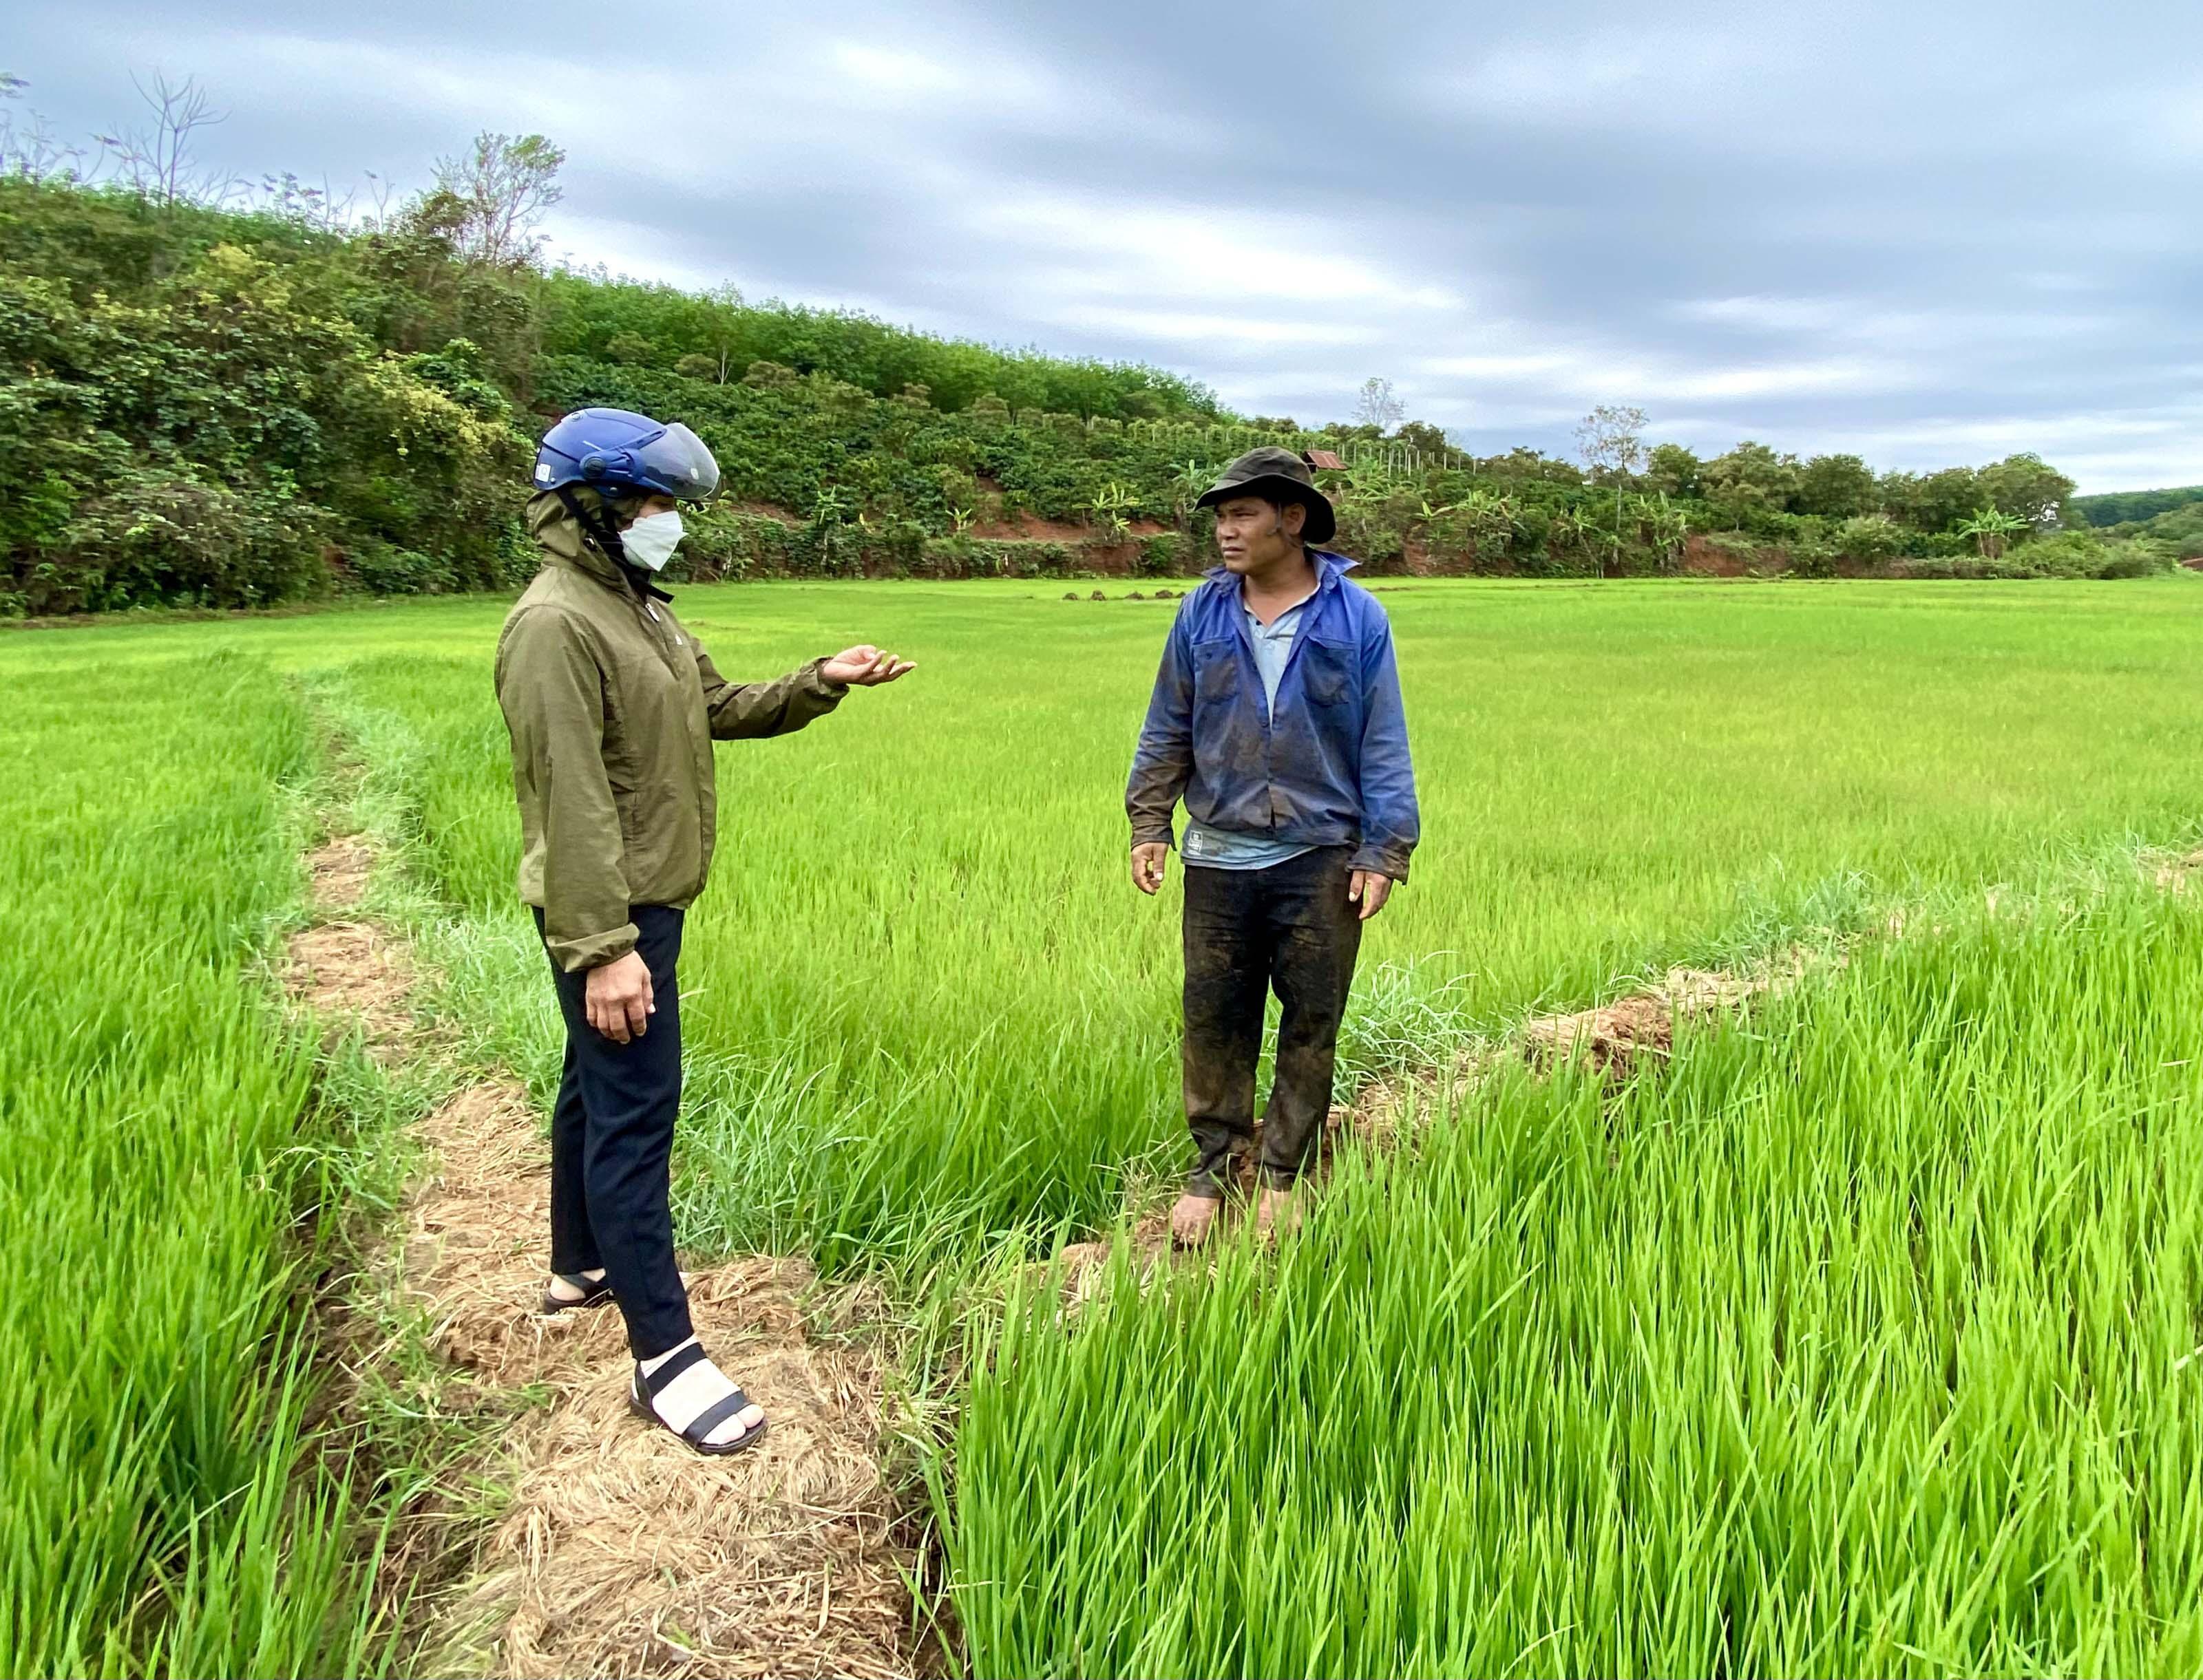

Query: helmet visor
left=633, top=422, right=721, bottom=502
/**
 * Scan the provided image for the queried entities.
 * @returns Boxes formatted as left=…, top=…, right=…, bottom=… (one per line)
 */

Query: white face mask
left=620, top=510, right=684, bottom=572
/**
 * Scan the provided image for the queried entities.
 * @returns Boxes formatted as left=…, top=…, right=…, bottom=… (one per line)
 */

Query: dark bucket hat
left=1194, top=445, right=1337, bottom=545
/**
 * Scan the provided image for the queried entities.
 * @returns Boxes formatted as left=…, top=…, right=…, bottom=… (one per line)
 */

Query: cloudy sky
left=11, top=1, right=2198, bottom=487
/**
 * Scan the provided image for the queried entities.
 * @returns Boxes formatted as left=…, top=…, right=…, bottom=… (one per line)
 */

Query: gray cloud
left=10, top=0, right=2199, bottom=487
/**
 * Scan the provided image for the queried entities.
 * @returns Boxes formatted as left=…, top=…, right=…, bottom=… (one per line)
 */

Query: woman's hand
left=823, top=645, right=916, bottom=686
left=585, top=951, right=655, bottom=1043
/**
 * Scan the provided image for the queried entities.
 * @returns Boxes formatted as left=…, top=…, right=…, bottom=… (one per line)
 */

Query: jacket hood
left=527, top=487, right=627, bottom=590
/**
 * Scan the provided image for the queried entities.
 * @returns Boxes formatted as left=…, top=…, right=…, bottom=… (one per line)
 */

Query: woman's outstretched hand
left=823, top=645, right=916, bottom=686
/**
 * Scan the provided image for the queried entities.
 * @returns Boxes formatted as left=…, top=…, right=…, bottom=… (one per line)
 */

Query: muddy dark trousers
left=535, top=904, right=693, bottom=1360
left=1181, top=845, right=1364, bottom=1196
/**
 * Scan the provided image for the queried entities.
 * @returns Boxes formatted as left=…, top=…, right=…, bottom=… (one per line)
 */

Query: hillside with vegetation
left=2067, top=485, right=2203, bottom=562
left=0, top=128, right=2184, bottom=613
left=2069, top=485, right=2203, bottom=528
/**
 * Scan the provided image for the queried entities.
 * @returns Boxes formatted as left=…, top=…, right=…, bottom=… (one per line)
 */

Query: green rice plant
left=12, top=577, right=2203, bottom=1674
left=49, top=576, right=2203, bottom=1277
left=940, top=885, right=2203, bottom=1677
left=0, top=646, right=397, bottom=1676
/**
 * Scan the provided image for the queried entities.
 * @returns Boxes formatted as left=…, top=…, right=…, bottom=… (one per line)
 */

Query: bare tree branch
left=96, top=71, right=233, bottom=208
left=432, top=131, right=565, bottom=266
left=0, top=72, right=92, bottom=184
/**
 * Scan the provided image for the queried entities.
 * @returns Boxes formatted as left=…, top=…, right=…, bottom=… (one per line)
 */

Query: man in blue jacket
left=1127, top=447, right=1420, bottom=1245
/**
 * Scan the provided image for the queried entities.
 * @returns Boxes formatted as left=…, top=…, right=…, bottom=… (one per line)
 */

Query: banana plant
left=1548, top=504, right=1590, bottom=566
left=1956, top=504, right=2027, bottom=560
left=1637, top=491, right=1689, bottom=571
left=1172, top=459, right=1213, bottom=526
left=949, top=504, right=978, bottom=537
left=1088, top=480, right=1139, bottom=538
left=1459, top=487, right=1521, bottom=556
left=1338, top=458, right=1404, bottom=515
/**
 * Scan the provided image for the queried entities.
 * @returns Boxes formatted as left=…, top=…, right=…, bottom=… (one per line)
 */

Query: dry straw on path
left=285, top=830, right=914, bottom=1680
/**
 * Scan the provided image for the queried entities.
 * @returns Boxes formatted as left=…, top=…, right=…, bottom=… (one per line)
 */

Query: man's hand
left=1349, top=870, right=1395, bottom=921
left=1130, top=842, right=1169, bottom=895
left=823, top=644, right=916, bottom=687
left=585, top=950, right=655, bottom=1043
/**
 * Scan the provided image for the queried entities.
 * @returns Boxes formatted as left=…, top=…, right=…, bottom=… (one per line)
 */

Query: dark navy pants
left=535, top=904, right=693, bottom=1359
left=1181, top=845, right=1364, bottom=1195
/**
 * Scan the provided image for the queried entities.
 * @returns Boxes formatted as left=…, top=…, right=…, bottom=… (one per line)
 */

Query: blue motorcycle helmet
left=531, top=407, right=721, bottom=503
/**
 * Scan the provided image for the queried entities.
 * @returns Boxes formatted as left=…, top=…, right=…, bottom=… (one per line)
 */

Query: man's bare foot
left=1170, top=1191, right=1222, bottom=1248
left=1254, top=1185, right=1300, bottom=1242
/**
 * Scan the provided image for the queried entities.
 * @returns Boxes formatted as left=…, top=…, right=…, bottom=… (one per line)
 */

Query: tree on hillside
left=2069, top=484, right=2203, bottom=527
left=1577, top=405, right=1648, bottom=558
left=1879, top=465, right=1981, bottom=534
left=1396, top=420, right=1453, bottom=462
left=1976, top=453, right=2076, bottom=529
left=1703, top=441, right=1803, bottom=524
left=1795, top=453, right=1876, bottom=519
left=1354, top=376, right=1404, bottom=433
left=434, top=131, right=565, bottom=267
left=1644, top=442, right=1703, bottom=498
left=1576, top=405, right=1648, bottom=482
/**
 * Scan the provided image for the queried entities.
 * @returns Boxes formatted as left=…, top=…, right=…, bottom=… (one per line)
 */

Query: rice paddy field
left=6, top=575, right=2202, bottom=1676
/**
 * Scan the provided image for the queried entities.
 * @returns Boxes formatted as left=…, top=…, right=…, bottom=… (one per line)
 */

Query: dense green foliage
left=0, top=174, right=2174, bottom=613
left=0, top=177, right=1219, bottom=612
left=538, top=269, right=1221, bottom=419
left=2069, top=483, right=2203, bottom=527
left=0, top=644, right=391, bottom=1675
left=0, top=182, right=528, bottom=613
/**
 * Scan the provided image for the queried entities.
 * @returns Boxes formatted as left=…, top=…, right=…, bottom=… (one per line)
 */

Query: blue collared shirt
left=1182, top=593, right=1317, bottom=871
left=1126, top=552, right=1420, bottom=881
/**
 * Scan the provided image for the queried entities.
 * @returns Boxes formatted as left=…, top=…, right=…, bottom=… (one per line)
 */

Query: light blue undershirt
left=1182, top=591, right=1320, bottom=871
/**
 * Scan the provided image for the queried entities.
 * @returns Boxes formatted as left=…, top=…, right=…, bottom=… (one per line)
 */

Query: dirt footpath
left=286, top=829, right=915, bottom=1680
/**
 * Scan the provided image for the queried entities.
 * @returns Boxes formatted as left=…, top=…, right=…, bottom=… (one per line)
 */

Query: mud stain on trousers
left=1180, top=844, right=1362, bottom=1194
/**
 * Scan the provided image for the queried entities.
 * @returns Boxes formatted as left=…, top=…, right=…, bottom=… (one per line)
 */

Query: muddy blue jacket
left=1126, top=553, right=1420, bottom=880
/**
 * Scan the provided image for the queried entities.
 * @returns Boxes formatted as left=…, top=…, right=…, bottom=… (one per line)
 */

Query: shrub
left=343, top=539, right=450, bottom=594
left=50, top=471, right=328, bottom=612
left=1137, top=533, right=1187, bottom=576
left=741, top=359, right=799, bottom=388
left=1835, top=513, right=1905, bottom=563
left=2000, top=529, right=2114, bottom=580
left=1783, top=516, right=1840, bottom=579
left=2094, top=538, right=2178, bottom=580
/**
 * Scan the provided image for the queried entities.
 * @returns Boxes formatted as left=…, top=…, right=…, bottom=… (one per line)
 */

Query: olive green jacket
left=495, top=493, right=847, bottom=972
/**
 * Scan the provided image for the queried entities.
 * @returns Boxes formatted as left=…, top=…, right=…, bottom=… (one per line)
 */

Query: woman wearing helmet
left=496, top=407, right=911, bottom=1455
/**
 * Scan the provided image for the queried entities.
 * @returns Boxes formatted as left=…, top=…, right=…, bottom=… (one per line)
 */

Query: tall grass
left=942, top=886, right=2203, bottom=1676
left=0, top=646, right=390, bottom=1676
